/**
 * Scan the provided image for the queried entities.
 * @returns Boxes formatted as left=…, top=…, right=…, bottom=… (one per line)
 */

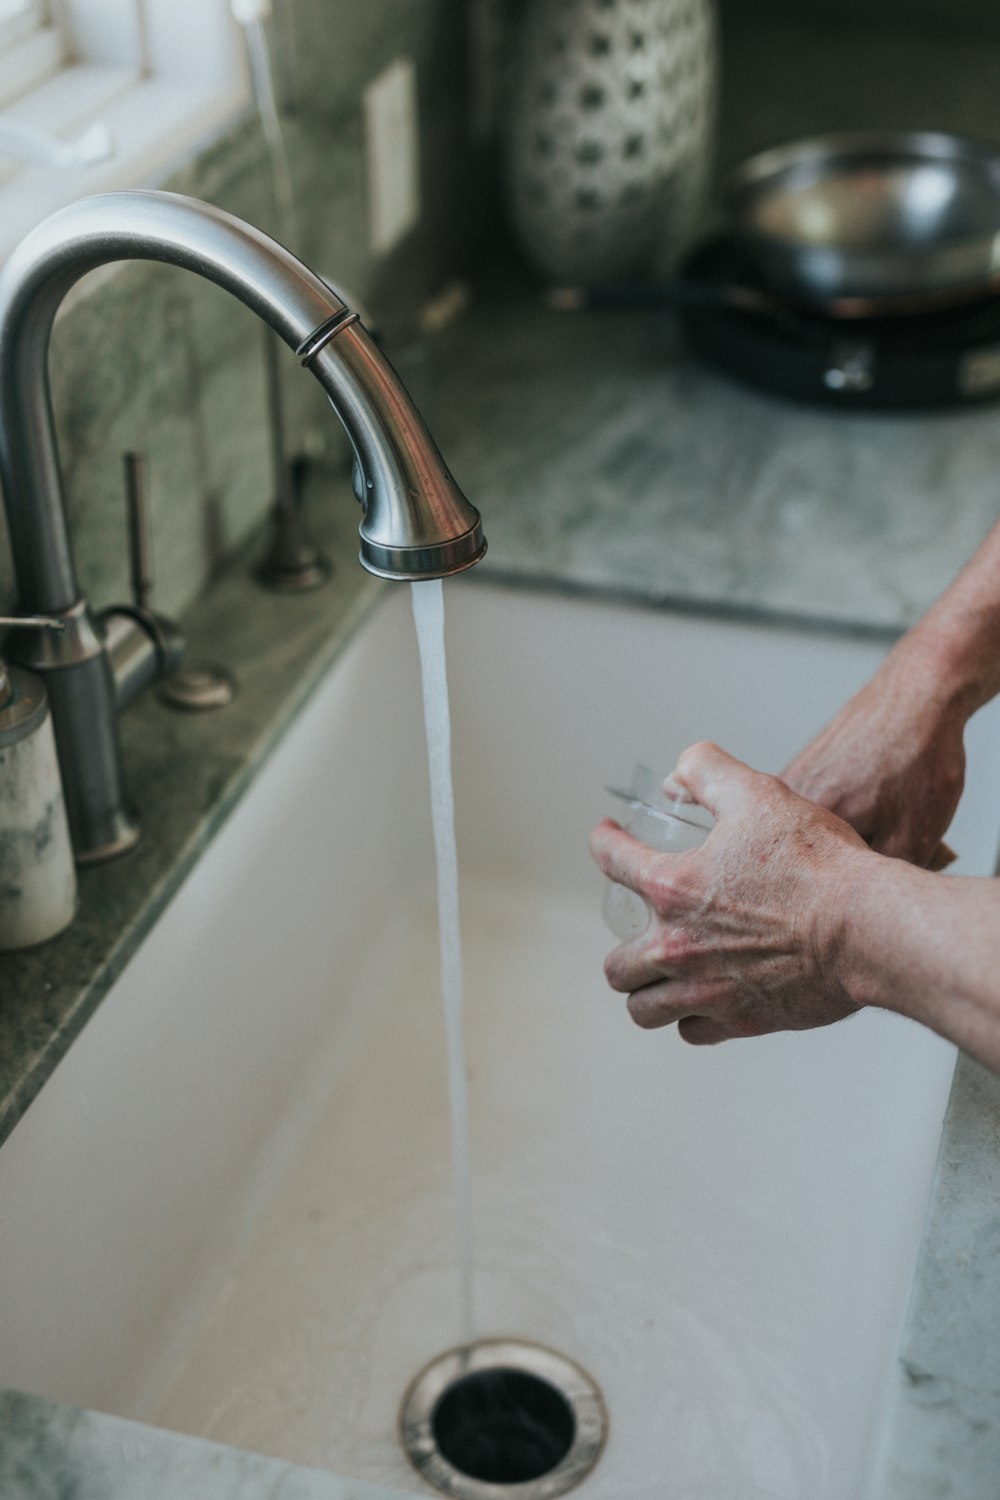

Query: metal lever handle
left=0, top=614, right=65, bottom=630
left=119, top=448, right=236, bottom=711
left=123, top=449, right=154, bottom=611
left=100, top=450, right=185, bottom=708
left=0, top=614, right=65, bottom=707
left=101, top=450, right=232, bottom=712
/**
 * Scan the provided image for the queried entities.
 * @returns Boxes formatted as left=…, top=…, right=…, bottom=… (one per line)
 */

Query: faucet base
left=255, top=546, right=332, bottom=593
left=159, top=663, right=237, bottom=712
left=72, top=809, right=140, bottom=865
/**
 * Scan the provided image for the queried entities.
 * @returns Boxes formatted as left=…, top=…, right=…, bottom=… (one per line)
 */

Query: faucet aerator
left=359, top=523, right=487, bottom=581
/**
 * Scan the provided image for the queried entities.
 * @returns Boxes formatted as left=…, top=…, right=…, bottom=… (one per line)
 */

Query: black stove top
left=681, top=239, right=1000, bottom=409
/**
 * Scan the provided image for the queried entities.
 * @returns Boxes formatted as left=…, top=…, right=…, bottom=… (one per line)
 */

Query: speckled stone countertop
left=3, top=283, right=1000, bottom=1496
left=422, top=281, right=1000, bottom=639
left=0, top=1390, right=416, bottom=1500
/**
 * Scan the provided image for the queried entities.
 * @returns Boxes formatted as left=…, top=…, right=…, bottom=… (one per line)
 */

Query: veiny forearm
left=838, top=853, right=1000, bottom=1070
left=902, top=517, right=1000, bottom=717
left=780, top=518, right=1000, bottom=870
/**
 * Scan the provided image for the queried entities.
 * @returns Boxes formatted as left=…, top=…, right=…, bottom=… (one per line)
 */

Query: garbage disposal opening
left=400, top=1338, right=607, bottom=1500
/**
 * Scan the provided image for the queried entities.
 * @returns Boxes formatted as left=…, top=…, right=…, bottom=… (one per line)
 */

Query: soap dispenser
left=0, top=616, right=77, bottom=950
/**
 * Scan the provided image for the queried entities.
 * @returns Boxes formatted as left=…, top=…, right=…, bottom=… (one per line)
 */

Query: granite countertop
left=3, top=281, right=1000, bottom=1495
left=423, top=281, right=1000, bottom=638
left=0, top=1390, right=417, bottom=1500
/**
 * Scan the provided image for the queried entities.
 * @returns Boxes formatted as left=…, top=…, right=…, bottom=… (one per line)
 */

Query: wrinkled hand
left=589, top=742, right=873, bottom=1045
left=781, top=644, right=967, bottom=871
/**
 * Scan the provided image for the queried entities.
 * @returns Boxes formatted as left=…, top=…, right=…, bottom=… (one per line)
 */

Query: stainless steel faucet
left=0, top=189, right=485, bottom=863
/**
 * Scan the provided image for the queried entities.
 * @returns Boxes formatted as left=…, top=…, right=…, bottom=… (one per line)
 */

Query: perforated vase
left=504, top=0, right=717, bottom=283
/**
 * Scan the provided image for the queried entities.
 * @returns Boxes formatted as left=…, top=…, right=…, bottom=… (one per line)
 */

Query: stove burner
left=680, top=239, right=1000, bottom=408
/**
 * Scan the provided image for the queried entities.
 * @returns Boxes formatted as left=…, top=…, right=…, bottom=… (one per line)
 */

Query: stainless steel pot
left=723, top=131, right=1000, bottom=317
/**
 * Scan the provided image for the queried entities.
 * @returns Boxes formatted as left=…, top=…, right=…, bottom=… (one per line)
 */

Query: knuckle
left=726, top=1012, right=764, bottom=1039
left=627, top=992, right=665, bottom=1029
left=649, top=926, right=694, bottom=970
left=603, top=951, right=628, bottom=991
left=645, top=861, right=688, bottom=914
left=676, top=740, right=713, bottom=778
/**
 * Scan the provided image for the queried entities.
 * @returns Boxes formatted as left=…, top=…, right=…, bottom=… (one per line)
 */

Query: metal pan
left=723, top=131, right=1000, bottom=318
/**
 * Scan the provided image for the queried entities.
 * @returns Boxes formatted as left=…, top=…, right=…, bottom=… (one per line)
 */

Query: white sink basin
left=3, top=581, right=999, bottom=1499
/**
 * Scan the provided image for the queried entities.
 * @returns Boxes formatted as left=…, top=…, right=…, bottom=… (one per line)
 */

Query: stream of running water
left=410, top=578, right=476, bottom=1346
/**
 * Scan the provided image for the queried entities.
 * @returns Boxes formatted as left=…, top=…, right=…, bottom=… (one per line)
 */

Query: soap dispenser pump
left=0, top=616, right=77, bottom=950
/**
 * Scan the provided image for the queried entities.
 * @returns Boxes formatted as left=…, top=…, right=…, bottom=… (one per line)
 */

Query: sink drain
left=400, top=1339, right=606, bottom=1499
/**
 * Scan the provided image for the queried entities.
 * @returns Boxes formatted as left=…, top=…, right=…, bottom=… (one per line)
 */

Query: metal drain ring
left=400, top=1338, right=607, bottom=1500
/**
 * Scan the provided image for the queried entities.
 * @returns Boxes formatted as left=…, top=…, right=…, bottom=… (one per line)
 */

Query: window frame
left=0, top=0, right=248, bottom=259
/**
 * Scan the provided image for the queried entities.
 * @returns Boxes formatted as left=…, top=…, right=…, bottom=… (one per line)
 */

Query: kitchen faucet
left=0, top=190, right=485, bottom=863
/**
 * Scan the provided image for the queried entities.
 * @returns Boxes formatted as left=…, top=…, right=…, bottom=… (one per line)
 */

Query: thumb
left=671, top=741, right=762, bottom=820
left=926, top=840, right=957, bottom=872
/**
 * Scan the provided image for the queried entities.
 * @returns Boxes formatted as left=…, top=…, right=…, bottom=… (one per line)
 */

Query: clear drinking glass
left=602, top=763, right=714, bottom=940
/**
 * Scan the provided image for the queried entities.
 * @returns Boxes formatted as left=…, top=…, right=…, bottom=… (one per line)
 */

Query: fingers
left=878, top=825, right=958, bottom=869
left=779, top=745, right=810, bottom=790
left=660, top=771, right=697, bottom=803
left=605, top=925, right=690, bottom=996
left=626, top=979, right=706, bottom=1030
left=591, top=744, right=771, bottom=888
left=624, top=982, right=765, bottom=1045
left=589, top=818, right=660, bottom=893
left=624, top=977, right=726, bottom=1030
left=927, top=840, right=957, bottom=872
left=676, top=1016, right=730, bottom=1046
left=670, top=741, right=767, bottom=819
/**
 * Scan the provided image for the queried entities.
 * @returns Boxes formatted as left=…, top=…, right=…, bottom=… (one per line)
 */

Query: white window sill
left=0, top=66, right=248, bottom=261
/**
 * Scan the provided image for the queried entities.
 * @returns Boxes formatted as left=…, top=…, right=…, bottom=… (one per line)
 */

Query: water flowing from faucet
left=410, top=578, right=476, bottom=1347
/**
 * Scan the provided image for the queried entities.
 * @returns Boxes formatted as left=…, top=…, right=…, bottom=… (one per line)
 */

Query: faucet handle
left=0, top=615, right=65, bottom=707
left=117, top=449, right=236, bottom=712
left=0, top=613, right=66, bottom=631
left=123, top=450, right=154, bottom=612
left=99, top=450, right=183, bottom=707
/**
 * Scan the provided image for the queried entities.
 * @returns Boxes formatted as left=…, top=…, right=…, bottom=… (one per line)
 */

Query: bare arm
left=783, top=517, right=1000, bottom=867
left=842, top=851, right=1000, bottom=1070
left=590, top=742, right=1000, bottom=1070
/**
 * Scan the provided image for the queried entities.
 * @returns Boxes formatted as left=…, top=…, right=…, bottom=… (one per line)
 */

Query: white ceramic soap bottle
left=0, top=629, right=77, bottom=950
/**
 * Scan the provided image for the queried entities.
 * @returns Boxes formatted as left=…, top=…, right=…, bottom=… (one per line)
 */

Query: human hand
left=781, top=638, right=967, bottom=871
left=589, top=742, right=874, bottom=1045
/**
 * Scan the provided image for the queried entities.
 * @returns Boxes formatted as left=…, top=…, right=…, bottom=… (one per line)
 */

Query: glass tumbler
left=602, top=763, right=713, bottom=940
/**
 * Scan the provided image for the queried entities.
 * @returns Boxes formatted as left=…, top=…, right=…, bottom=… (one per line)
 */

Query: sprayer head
left=305, top=317, right=487, bottom=582
left=359, top=526, right=487, bottom=580
left=357, top=460, right=486, bottom=580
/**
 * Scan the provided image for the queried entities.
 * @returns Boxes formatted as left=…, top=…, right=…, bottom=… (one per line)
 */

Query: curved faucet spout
left=0, top=189, right=484, bottom=609
left=0, top=190, right=485, bottom=861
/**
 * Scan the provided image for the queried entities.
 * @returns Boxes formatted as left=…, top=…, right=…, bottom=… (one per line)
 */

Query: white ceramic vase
left=504, top=0, right=717, bottom=283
